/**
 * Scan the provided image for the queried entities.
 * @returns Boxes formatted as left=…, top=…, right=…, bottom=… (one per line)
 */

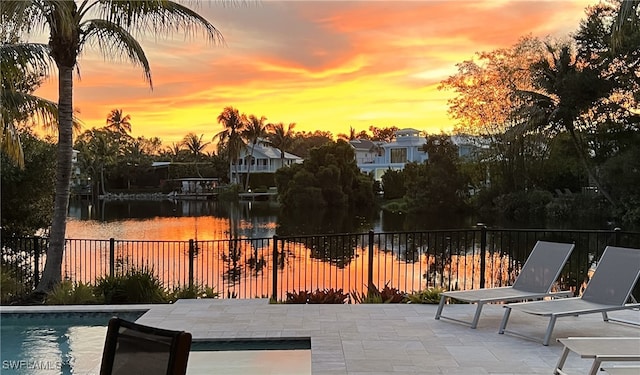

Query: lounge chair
left=553, top=337, right=640, bottom=375
left=499, top=246, right=640, bottom=346
left=100, top=317, right=192, bottom=375
left=435, top=240, right=575, bottom=328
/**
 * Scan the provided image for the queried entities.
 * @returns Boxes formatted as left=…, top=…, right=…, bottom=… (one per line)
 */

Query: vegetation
left=275, top=140, right=375, bottom=209
left=350, top=283, right=406, bottom=304
left=1, top=0, right=224, bottom=296
left=2, top=0, right=639, bottom=301
left=285, top=288, right=349, bottom=304
left=405, top=288, right=445, bottom=304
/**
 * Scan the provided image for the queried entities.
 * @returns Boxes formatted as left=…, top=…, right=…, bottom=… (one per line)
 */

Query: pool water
left=0, top=313, right=311, bottom=375
left=1, top=313, right=142, bottom=375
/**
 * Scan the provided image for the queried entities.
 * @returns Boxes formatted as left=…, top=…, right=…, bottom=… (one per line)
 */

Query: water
left=0, top=313, right=311, bottom=375
left=0, top=312, right=142, bottom=375
left=66, top=199, right=479, bottom=241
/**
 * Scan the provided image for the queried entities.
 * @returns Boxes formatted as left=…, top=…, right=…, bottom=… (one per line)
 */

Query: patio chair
left=435, top=241, right=575, bottom=328
left=499, top=246, right=640, bottom=346
left=100, top=317, right=192, bottom=375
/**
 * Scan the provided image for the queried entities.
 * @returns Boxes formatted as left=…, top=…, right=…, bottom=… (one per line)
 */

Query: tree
left=337, top=126, right=358, bottom=141
left=182, top=132, right=210, bottom=178
left=612, top=0, right=639, bottom=51
left=74, top=128, right=119, bottom=196
left=439, top=36, right=545, bottom=137
left=267, top=122, right=296, bottom=159
left=242, top=114, right=268, bottom=190
left=105, top=108, right=132, bottom=135
left=1, top=0, right=223, bottom=294
left=290, top=130, right=333, bottom=158
left=403, top=134, right=469, bottom=213
left=1, top=39, right=57, bottom=168
left=369, top=126, right=398, bottom=143
left=516, top=41, right=616, bottom=204
left=215, top=106, right=246, bottom=184
left=1, top=129, right=56, bottom=237
left=275, top=140, right=374, bottom=210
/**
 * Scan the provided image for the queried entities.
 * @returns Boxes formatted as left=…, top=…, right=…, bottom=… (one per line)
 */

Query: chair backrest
left=581, top=246, right=640, bottom=305
left=512, top=241, right=575, bottom=293
left=100, top=318, right=192, bottom=375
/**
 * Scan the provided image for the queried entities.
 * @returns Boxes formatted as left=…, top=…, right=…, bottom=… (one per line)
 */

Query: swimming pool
left=1, top=312, right=311, bottom=375
left=1, top=312, right=144, bottom=375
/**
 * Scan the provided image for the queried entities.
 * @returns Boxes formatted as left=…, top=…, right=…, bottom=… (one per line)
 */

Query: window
left=390, top=148, right=407, bottom=163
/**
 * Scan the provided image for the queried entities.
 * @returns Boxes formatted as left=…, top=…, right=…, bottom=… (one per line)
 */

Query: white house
left=233, top=142, right=303, bottom=183
left=351, top=128, right=428, bottom=180
left=351, top=129, right=490, bottom=180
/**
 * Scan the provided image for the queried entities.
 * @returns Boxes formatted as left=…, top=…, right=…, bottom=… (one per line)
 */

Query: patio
left=137, top=299, right=639, bottom=374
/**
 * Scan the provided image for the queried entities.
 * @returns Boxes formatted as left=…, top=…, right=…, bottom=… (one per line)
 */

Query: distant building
left=351, top=129, right=491, bottom=180
left=233, top=141, right=303, bottom=183
left=351, top=128, right=428, bottom=180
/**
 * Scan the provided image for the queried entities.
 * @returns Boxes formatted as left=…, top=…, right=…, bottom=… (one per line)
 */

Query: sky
left=33, top=0, right=597, bottom=147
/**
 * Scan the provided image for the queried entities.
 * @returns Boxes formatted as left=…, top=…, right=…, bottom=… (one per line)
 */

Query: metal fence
left=2, top=227, right=639, bottom=301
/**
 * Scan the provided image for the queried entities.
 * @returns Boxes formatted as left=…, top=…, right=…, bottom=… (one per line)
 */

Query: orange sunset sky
left=34, top=0, right=597, bottom=147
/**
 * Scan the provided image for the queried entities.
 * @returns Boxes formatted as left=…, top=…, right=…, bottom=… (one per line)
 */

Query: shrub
left=166, top=284, right=218, bottom=302
left=94, top=267, right=166, bottom=304
left=0, top=267, right=26, bottom=304
left=406, top=287, right=445, bottom=304
left=46, top=280, right=100, bottom=305
left=350, top=283, right=406, bottom=304
left=285, top=288, right=348, bottom=304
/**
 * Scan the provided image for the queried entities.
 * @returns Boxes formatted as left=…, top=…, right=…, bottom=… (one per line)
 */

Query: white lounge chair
left=499, top=246, right=640, bottom=345
left=435, top=241, right=575, bottom=328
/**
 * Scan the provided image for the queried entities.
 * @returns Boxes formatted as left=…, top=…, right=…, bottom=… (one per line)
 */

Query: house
left=233, top=141, right=303, bottom=183
left=351, top=128, right=428, bottom=180
left=450, top=134, right=490, bottom=159
left=351, top=129, right=491, bottom=180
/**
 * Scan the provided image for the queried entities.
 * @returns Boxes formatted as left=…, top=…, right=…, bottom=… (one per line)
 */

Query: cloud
left=33, top=0, right=596, bottom=145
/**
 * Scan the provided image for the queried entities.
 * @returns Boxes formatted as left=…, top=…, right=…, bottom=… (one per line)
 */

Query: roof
left=349, top=139, right=378, bottom=151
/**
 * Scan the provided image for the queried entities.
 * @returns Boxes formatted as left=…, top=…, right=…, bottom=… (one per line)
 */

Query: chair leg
left=553, top=346, right=571, bottom=374
left=602, top=311, right=609, bottom=322
left=498, top=307, right=511, bottom=334
left=435, top=295, right=446, bottom=320
left=542, top=316, right=557, bottom=346
left=470, top=302, right=485, bottom=329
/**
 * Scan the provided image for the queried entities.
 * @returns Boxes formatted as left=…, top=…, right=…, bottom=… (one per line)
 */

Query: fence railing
left=2, top=227, right=639, bottom=302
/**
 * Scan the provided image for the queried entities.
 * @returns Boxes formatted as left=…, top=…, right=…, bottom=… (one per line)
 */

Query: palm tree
left=1, top=0, right=223, bottom=294
left=612, top=0, right=639, bottom=51
left=337, top=126, right=357, bottom=141
left=267, top=122, right=296, bottom=166
left=516, top=42, right=615, bottom=204
left=1, top=41, right=57, bottom=168
left=242, top=114, right=268, bottom=191
left=105, top=109, right=132, bottom=135
left=214, top=106, right=246, bottom=185
left=182, top=132, right=210, bottom=177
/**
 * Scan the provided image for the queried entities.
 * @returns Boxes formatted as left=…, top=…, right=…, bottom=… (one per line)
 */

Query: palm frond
left=0, top=43, right=53, bottom=84
left=1, top=122, right=25, bottom=168
left=81, top=19, right=152, bottom=87
left=97, top=0, right=224, bottom=44
left=612, top=0, right=639, bottom=51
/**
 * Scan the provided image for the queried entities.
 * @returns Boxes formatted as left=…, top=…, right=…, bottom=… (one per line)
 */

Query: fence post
left=109, top=238, right=115, bottom=277
left=368, top=230, right=374, bottom=294
left=272, top=235, right=279, bottom=301
left=188, top=239, right=195, bottom=288
left=478, top=223, right=487, bottom=289
left=33, top=236, right=40, bottom=287
left=613, top=227, right=621, bottom=247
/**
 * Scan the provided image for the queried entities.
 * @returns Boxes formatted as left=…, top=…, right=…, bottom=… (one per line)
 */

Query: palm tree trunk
left=244, top=143, right=256, bottom=191
left=567, top=127, right=615, bottom=205
left=36, top=65, right=74, bottom=294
